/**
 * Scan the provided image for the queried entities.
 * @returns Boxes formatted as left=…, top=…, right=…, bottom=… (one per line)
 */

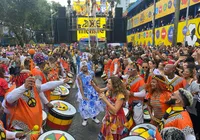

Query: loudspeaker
left=115, top=8, right=123, bottom=18
left=58, top=7, right=66, bottom=18
left=106, top=31, right=113, bottom=43
left=113, top=18, right=127, bottom=43
left=54, top=18, right=69, bottom=43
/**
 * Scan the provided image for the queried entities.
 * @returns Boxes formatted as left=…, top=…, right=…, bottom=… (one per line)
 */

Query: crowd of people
left=0, top=43, right=199, bottom=140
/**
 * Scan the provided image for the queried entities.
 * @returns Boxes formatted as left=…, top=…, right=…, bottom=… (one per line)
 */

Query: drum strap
left=158, top=107, right=184, bottom=131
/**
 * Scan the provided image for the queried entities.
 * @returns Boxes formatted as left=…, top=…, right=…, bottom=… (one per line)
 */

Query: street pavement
left=66, top=77, right=106, bottom=140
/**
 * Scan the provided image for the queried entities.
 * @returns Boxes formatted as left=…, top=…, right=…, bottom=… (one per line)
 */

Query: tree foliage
left=0, top=0, right=61, bottom=45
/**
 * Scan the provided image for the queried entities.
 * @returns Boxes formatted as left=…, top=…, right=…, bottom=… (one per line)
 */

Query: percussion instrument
left=38, top=130, right=75, bottom=140
left=46, top=100, right=76, bottom=130
left=67, top=73, right=73, bottom=78
left=42, top=110, right=47, bottom=127
left=129, top=123, right=157, bottom=139
left=122, top=136, right=146, bottom=140
left=143, top=105, right=151, bottom=122
left=67, top=80, right=73, bottom=87
left=50, top=86, right=69, bottom=101
left=101, top=73, right=107, bottom=81
left=123, top=108, right=134, bottom=130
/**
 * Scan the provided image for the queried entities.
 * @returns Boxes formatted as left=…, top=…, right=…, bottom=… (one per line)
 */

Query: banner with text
left=77, top=17, right=106, bottom=41
left=127, top=0, right=200, bottom=30
left=127, top=18, right=200, bottom=46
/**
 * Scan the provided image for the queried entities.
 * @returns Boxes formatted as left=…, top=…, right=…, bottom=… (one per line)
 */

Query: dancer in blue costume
left=77, top=61, right=104, bottom=126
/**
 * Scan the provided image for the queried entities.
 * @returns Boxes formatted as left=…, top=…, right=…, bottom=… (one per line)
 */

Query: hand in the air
left=24, top=77, right=35, bottom=89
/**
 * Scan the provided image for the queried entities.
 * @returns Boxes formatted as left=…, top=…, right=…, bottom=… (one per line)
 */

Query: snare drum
left=38, top=130, right=75, bottom=140
left=67, top=73, right=73, bottom=78
left=50, top=86, right=69, bottom=101
left=42, top=110, right=47, bottom=127
left=67, top=80, right=73, bottom=87
left=122, top=136, right=146, bottom=140
left=101, top=73, right=107, bottom=81
left=123, top=108, right=134, bottom=130
left=143, top=105, right=151, bottom=122
left=129, top=123, right=157, bottom=139
left=46, top=100, right=76, bottom=130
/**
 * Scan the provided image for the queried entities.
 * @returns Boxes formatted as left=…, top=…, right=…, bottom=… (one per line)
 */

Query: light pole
left=152, top=0, right=156, bottom=47
left=184, top=0, right=190, bottom=46
left=172, top=0, right=181, bottom=46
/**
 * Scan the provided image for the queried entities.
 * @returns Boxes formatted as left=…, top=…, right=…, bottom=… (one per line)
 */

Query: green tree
left=0, top=0, right=52, bottom=45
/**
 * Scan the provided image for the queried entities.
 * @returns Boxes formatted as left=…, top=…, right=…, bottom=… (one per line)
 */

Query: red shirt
left=0, top=78, right=8, bottom=96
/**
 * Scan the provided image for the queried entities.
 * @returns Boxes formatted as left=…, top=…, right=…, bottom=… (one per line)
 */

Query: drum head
left=123, top=108, right=129, bottom=116
left=38, top=130, right=75, bottom=140
left=129, top=123, right=157, bottom=139
left=51, top=90, right=61, bottom=95
left=58, top=86, right=69, bottom=96
left=50, top=100, right=76, bottom=117
left=121, top=136, right=146, bottom=140
left=67, top=80, right=73, bottom=84
left=67, top=73, right=73, bottom=78
left=42, top=110, right=47, bottom=121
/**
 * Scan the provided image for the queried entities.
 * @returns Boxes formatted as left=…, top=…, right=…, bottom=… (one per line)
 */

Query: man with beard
left=159, top=88, right=196, bottom=139
left=77, top=61, right=104, bottom=126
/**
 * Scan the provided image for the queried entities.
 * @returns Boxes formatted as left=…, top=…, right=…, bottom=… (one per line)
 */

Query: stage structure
left=54, top=0, right=127, bottom=45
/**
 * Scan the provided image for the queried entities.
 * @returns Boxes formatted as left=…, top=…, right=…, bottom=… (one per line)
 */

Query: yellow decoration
left=127, top=0, right=200, bottom=29
left=127, top=18, right=200, bottom=46
left=77, top=17, right=106, bottom=41
left=33, top=125, right=39, bottom=131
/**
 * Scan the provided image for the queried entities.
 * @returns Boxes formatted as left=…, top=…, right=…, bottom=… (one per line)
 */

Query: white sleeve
left=6, top=85, right=27, bottom=104
left=40, top=80, right=65, bottom=92
left=113, top=63, right=118, bottom=75
left=134, top=89, right=146, bottom=97
left=60, top=63, right=66, bottom=77
left=6, top=130, right=17, bottom=139
left=39, top=92, right=49, bottom=105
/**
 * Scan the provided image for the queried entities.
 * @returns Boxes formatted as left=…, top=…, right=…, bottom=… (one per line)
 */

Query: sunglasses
left=142, top=67, right=148, bottom=69
left=128, top=68, right=135, bottom=71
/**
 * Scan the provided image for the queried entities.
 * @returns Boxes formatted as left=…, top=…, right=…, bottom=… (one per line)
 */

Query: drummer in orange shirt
left=3, top=73, right=71, bottom=140
left=158, top=88, right=196, bottom=139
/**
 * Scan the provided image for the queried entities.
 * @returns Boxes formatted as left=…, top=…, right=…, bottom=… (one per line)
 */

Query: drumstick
left=21, top=125, right=39, bottom=139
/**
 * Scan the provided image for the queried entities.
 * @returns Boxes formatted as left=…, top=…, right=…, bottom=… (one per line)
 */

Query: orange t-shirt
left=32, top=68, right=50, bottom=101
left=5, top=85, right=42, bottom=140
left=60, top=59, right=70, bottom=72
left=164, top=110, right=194, bottom=134
left=104, top=59, right=112, bottom=75
left=110, top=58, right=120, bottom=76
left=146, top=91, right=171, bottom=119
left=128, top=76, right=145, bottom=104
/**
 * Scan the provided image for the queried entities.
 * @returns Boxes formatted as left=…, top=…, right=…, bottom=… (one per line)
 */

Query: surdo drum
left=38, top=130, right=75, bottom=140
left=46, top=100, right=76, bottom=130
left=50, top=85, right=69, bottom=101
left=42, top=110, right=47, bottom=127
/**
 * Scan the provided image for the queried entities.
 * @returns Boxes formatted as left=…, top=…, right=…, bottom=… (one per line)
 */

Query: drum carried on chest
left=50, top=85, right=70, bottom=101
left=129, top=123, right=157, bottom=139
left=42, top=110, right=47, bottom=127
left=123, top=108, right=134, bottom=131
left=143, top=105, right=151, bottom=122
left=38, top=130, right=75, bottom=140
left=46, top=100, right=76, bottom=131
left=122, top=135, right=146, bottom=140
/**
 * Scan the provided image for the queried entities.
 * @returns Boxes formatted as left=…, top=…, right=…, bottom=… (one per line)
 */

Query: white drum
left=122, top=136, right=146, bottom=140
left=46, top=100, right=76, bottom=130
left=38, top=130, right=75, bottom=140
left=42, top=110, right=47, bottom=127
left=123, top=108, right=129, bottom=117
left=143, top=105, right=151, bottom=121
left=129, top=123, right=157, bottom=139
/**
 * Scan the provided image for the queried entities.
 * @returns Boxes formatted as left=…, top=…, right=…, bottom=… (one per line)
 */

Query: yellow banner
left=77, top=17, right=106, bottom=41
left=127, top=18, right=200, bottom=46
left=73, top=1, right=109, bottom=16
left=127, top=0, right=200, bottom=30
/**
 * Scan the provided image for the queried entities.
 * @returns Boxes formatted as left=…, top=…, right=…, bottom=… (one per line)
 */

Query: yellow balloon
left=33, top=125, right=39, bottom=131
